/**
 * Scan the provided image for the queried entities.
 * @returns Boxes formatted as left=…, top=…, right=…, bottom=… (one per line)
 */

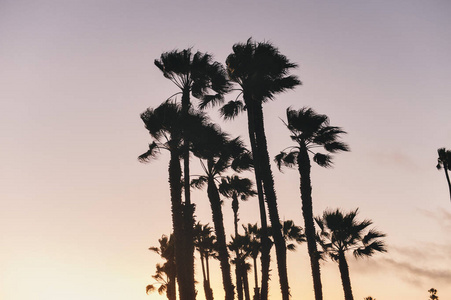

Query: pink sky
left=1, top=1, right=450, bottom=299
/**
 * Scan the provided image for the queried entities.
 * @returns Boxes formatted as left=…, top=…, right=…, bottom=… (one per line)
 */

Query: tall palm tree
left=139, top=101, right=206, bottom=300
left=219, top=175, right=256, bottom=300
left=191, top=125, right=252, bottom=300
left=436, top=147, right=451, bottom=201
left=147, top=234, right=176, bottom=300
left=315, top=209, right=387, bottom=300
left=155, top=49, right=230, bottom=299
left=275, top=107, right=349, bottom=300
left=193, top=222, right=216, bottom=300
left=219, top=38, right=301, bottom=300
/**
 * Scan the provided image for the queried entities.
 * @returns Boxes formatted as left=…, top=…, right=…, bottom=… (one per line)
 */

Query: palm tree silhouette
left=193, top=222, right=216, bottom=300
left=139, top=101, right=206, bottom=300
left=220, top=38, right=300, bottom=300
left=280, top=220, right=306, bottom=251
left=155, top=49, right=230, bottom=299
left=428, top=288, right=439, bottom=300
left=191, top=124, right=252, bottom=300
left=275, top=106, right=349, bottom=300
left=436, top=148, right=451, bottom=201
left=147, top=234, right=176, bottom=300
left=228, top=233, right=253, bottom=300
left=315, top=209, right=387, bottom=300
left=242, top=223, right=262, bottom=300
left=219, top=175, right=256, bottom=300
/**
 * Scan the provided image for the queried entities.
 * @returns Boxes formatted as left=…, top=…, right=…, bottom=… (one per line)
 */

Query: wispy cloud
left=370, top=150, right=420, bottom=171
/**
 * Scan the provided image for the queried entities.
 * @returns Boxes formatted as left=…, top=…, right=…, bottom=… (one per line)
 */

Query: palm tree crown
left=436, top=147, right=451, bottom=201
left=315, top=209, right=387, bottom=260
left=155, top=48, right=230, bottom=109
left=275, top=107, right=349, bottom=169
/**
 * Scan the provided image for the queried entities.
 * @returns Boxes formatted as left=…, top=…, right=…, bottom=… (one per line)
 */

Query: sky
left=1, top=1, right=450, bottom=299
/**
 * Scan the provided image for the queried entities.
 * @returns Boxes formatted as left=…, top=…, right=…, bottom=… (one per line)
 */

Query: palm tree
left=280, top=220, right=306, bottom=252
left=228, top=233, right=252, bottom=300
left=139, top=101, right=206, bottom=300
left=315, top=209, right=387, bottom=300
left=243, top=223, right=262, bottom=300
left=275, top=107, right=349, bottom=300
left=191, top=125, right=252, bottom=300
left=220, top=38, right=301, bottom=300
left=155, top=49, right=230, bottom=299
left=193, top=222, right=216, bottom=300
left=219, top=176, right=256, bottom=300
left=147, top=234, right=176, bottom=300
left=436, top=148, right=451, bottom=201
left=428, top=288, right=439, bottom=300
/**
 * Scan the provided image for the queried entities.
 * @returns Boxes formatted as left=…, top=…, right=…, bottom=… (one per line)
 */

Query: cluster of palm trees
left=140, top=39, right=387, bottom=300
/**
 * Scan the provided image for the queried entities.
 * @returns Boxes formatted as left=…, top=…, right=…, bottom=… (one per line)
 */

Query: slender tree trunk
left=206, top=255, right=214, bottom=300
left=338, top=253, right=354, bottom=300
left=244, top=98, right=270, bottom=300
left=181, top=88, right=196, bottom=300
left=444, top=167, right=451, bottom=201
left=200, top=253, right=214, bottom=300
left=207, top=170, right=235, bottom=300
left=236, top=259, right=244, bottom=300
left=298, top=144, right=323, bottom=300
left=167, top=254, right=177, bottom=300
left=252, top=101, right=290, bottom=300
left=252, top=256, right=260, bottom=300
left=243, top=265, right=251, bottom=300
left=168, top=150, right=189, bottom=300
left=232, top=194, right=244, bottom=300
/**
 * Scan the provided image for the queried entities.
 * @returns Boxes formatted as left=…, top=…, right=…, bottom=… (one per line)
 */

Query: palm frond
left=324, top=141, right=350, bottom=153
left=313, top=153, right=333, bottom=168
left=219, top=100, right=245, bottom=120
left=138, top=142, right=160, bottom=163
left=191, top=176, right=208, bottom=189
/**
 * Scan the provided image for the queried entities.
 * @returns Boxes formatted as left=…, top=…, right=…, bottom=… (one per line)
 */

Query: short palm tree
left=147, top=234, right=176, bottom=300
left=193, top=222, right=216, bottom=300
left=219, top=175, right=256, bottom=300
left=228, top=233, right=252, bottom=300
left=428, top=288, right=439, bottom=300
left=221, top=38, right=301, bottom=300
left=155, top=49, right=230, bottom=299
left=315, top=209, right=387, bottom=300
left=243, top=223, right=262, bottom=300
left=139, top=101, right=206, bottom=300
left=275, top=107, right=349, bottom=300
left=436, top=148, right=451, bottom=201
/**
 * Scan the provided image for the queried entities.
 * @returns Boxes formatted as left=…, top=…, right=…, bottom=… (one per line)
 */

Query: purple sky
left=1, top=1, right=450, bottom=299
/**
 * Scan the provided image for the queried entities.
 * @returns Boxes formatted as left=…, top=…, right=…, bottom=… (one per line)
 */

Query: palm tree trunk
left=232, top=195, right=244, bottom=300
left=243, top=265, right=251, bottom=300
left=252, top=256, right=260, bottom=300
left=207, top=170, right=235, bottom=300
left=236, top=259, right=244, bottom=300
left=298, top=144, right=323, bottom=300
left=444, top=167, right=451, bottom=201
left=168, top=150, right=189, bottom=300
left=181, top=88, right=196, bottom=300
left=338, top=253, right=354, bottom=300
left=244, top=96, right=270, bottom=300
left=252, top=101, right=290, bottom=300
left=206, top=254, right=214, bottom=300
left=200, top=253, right=213, bottom=300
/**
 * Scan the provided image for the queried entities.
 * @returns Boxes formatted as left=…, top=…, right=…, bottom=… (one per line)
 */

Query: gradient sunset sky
left=1, top=1, right=450, bottom=299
